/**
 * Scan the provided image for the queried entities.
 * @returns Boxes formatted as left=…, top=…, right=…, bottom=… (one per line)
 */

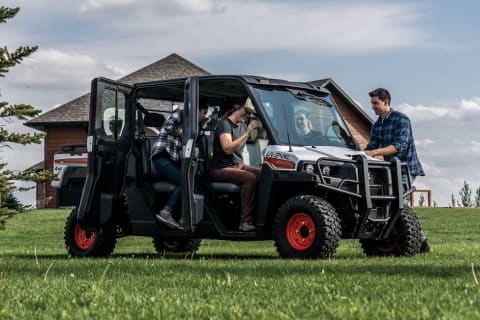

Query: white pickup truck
left=52, top=144, right=88, bottom=207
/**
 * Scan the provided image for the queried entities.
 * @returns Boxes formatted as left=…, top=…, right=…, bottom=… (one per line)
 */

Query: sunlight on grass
left=1, top=208, right=480, bottom=319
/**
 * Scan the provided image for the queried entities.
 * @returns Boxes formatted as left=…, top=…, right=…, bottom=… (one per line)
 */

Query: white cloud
left=80, top=0, right=137, bottom=12
left=415, top=138, right=435, bottom=147
left=54, top=1, right=429, bottom=57
left=471, top=140, right=480, bottom=154
left=79, top=0, right=220, bottom=14
left=397, top=99, right=480, bottom=123
left=6, top=49, right=125, bottom=91
left=397, top=103, right=450, bottom=122
left=1, top=1, right=432, bottom=82
left=460, top=97, right=480, bottom=110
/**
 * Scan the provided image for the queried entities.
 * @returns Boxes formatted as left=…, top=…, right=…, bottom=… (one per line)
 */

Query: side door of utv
left=181, top=76, right=203, bottom=232
left=78, top=77, right=133, bottom=229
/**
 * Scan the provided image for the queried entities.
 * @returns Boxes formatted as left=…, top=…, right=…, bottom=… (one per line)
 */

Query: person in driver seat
left=295, top=111, right=323, bottom=146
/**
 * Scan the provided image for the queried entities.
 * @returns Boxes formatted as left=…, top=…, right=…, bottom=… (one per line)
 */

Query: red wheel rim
left=162, top=240, right=179, bottom=249
left=375, top=231, right=400, bottom=253
left=74, top=223, right=96, bottom=250
left=286, top=212, right=316, bottom=250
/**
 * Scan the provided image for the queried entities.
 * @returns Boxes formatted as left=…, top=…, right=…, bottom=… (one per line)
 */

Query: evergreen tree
left=2, top=191, right=20, bottom=209
left=418, top=193, right=425, bottom=207
left=475, top=187, right=480, bottom=208
left=458, top=180, right=472, bottom=207
left=0, top=6, right=54, bottom=228
left=451, top=194, right=456, bottom=208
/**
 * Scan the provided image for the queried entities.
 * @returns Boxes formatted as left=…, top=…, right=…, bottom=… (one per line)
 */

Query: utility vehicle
left=64, top=75, right=421, bottom=258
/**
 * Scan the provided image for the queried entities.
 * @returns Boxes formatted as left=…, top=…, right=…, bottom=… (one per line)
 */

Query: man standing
left=364, top=88, right=431, bottom=253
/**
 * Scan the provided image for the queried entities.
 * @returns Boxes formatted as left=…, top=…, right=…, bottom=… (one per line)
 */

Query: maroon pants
left=209, top=164, right=261, bottom=224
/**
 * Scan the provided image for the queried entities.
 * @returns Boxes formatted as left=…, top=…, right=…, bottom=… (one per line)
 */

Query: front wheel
left=152, top=236, right=202, bottom=254
left=360, top=207, right=421, bottom=257
left=64, top=208, right=116, bottom=257
left=273, top=195, right=341, bottom=259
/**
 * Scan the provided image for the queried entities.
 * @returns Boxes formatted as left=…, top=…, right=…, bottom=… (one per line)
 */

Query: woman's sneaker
left=156, top=210, right=181, bottom=229
left=239, top=222, right=256, bottom=231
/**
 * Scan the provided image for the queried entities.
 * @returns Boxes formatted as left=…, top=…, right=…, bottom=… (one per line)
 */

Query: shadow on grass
left=0, top=253, right=470, bottom=280
left=0, top=252, right=279, bottom=260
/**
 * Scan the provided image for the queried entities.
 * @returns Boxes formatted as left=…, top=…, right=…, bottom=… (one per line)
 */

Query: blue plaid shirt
left=366, top=109, right=425, bottom=177
left=151, top=109, right=183, bottom=162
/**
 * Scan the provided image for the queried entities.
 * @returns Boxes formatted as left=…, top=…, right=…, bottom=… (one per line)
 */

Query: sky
left=1, top=0, right=479, bottom=207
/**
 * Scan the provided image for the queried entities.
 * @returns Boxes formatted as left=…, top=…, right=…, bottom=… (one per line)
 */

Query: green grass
left=1, top=208, right=480, bottom=319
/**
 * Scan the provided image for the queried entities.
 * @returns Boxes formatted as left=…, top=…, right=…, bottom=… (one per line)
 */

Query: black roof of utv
left=133, top=75, right=331, bottom=98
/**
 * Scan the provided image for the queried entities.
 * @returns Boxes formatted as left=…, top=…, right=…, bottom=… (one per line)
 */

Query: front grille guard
left=315, top=155, right=414, bottom=239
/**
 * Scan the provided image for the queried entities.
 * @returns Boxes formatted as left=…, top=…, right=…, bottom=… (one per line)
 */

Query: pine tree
left=451, top=194, right=456, bottom=208
left=458, top=180, right=472, bottom=207
left=418, top=193, right=425, bottom=207
left=0, top=6, right=54, bottom=228
left=475, top=187, right=480, bottom=208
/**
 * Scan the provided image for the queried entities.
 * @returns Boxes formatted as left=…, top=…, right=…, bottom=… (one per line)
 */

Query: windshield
left=253, top=87, right=356, bottom=149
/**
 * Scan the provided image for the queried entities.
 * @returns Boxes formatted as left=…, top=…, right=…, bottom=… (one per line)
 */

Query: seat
left=197, top=134, right=240, bottom=193
left=138, top=132, right=177, bottom=193
left=210, top=181, right=240, bottom=193
left=152, top=181, right=176, bottom=193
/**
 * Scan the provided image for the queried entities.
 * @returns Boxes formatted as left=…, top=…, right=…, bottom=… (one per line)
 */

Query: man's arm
left=365, top=114, right=410, bottom=157
left=364, top=145, right=397, bottom=157
left=220, top=121, right=258, bottom=155
left=161, top=109, right=182, bottom=136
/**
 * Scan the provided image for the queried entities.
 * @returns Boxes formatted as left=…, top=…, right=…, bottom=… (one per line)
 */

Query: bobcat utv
left=64, top=75, right=421, bottom=259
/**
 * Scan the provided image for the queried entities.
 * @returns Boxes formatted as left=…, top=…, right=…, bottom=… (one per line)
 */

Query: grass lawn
left=1, top=207, right=480, bottom=319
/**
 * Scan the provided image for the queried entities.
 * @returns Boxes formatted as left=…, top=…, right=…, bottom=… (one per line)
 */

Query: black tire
left=152, top=236, right=202, bottom=254
left=64, top=208, right=117, bottom=257
left=273, top=195, right=341, bottom=259
left=360, top=207, right=421, bottom=257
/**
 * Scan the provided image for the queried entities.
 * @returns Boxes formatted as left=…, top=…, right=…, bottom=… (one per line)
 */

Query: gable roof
left=310, top=78, right=373, bottom=126
left=25, top=53, right=210, bottom=130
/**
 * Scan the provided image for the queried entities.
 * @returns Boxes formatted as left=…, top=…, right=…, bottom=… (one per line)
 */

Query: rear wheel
left=273, top=195, right=341, bottom=259
left=152, top=237, right=202, bottom=254
left=64, top=208, right=116, bottom=257
left=360, top=207, right=421, bottom=257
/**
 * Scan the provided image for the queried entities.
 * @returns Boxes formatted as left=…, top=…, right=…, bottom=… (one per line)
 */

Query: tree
left=458, top=180, right=473, bottom=207
left=0, top=6, right=54, bottom=228
left=475, top=187, right=480, bottom=208
left=2, top=191, right=20, bottom=209
left=451, top=194, right=456, bottom=208
left=418, top=193, right=425, bottom=207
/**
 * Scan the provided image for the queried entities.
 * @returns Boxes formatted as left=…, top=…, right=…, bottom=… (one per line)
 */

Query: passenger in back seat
left=209, top=97, right=261, bottom=231
left=151, top=103, right=208, bottom=229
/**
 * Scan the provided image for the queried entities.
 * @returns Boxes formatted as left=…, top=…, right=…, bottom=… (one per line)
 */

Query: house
left=25, top=53, right=372, bottom=208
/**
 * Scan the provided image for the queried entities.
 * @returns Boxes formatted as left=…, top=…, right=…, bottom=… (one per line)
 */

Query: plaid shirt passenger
left=366, top=108, right=425, bottom=177
left=151, top=108, right=183, bottom=162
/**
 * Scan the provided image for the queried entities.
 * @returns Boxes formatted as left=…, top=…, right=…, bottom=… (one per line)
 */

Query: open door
left=181, top=76, right=203, bottom=232
left=78, top=78, right=132, bottom=229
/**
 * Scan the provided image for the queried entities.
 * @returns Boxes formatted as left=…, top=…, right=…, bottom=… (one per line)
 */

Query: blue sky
left=1, top=0, right=479, bottom=206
